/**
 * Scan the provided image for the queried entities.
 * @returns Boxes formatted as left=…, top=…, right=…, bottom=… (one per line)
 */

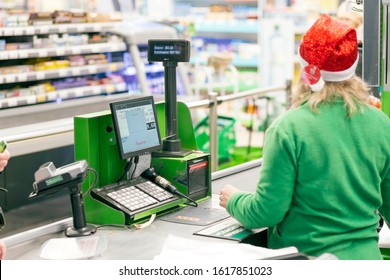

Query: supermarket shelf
left=0, top=82, right=127, bottom=109
left=0, top=42, right=127, bottom=60
left=191, top=56, right=258, bottom=68
left=0, top=62, right=125, bottom=84
left=0, top=22, right=123, bottom=36
left=194, top=19, right=258, bottom=34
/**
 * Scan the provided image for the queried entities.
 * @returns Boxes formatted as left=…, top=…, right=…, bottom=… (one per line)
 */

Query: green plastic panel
left=74, top=100, right=210, bottom=225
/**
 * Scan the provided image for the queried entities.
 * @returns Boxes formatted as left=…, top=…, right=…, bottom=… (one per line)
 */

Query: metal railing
left=2, top=81, right=291, bottom=170
left=185, top=81, right=291, bottom=171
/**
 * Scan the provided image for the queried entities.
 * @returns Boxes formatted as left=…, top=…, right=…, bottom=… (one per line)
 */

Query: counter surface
left=4, top=160, right=262, bottom=260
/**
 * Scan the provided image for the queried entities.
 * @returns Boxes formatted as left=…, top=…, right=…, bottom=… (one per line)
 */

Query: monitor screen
left=110, top=96, right=162, bottom=159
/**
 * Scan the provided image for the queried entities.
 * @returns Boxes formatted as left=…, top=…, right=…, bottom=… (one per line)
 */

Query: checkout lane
left=3, top=159, right=263, bottom=260
left=3, top=157, right=390, bottom=260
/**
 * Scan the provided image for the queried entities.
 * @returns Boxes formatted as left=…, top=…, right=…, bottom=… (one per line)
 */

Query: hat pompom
left=301, top=65, right=324, bottom=92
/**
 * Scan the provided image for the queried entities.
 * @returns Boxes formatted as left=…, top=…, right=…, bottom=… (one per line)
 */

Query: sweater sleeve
left=226, top=126, right=297, bottom=229
left=379, top=164, right=390, bottom=227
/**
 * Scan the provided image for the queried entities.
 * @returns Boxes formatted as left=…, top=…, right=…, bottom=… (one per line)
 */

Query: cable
left=117, top=158, right=132, bottom=183
left=179, top=193, right=198, bottom=208
left=82, top=167, right=98, bottom=199
left=95, top=224, right=130, bottom=230
left=130, top=156, right=139, bottom=179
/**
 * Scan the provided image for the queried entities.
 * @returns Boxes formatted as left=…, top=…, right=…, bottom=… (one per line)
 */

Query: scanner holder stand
left=63, top=177, right=97, bottom=237
left=30, top=161, right=96, bottom=237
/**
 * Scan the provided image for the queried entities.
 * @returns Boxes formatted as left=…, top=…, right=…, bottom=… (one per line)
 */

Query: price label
left=47, top=91, right=57, bottom=101
left=8, top=51, right=18, bottom=59
left=5, top=75, right=16, bottom=83
left=117, top=83, right=127, bottom=92
left=72, top=47, right=81, bottom=55
left=40, top=26, right=49, bottom=34
left=19, top=50, right=28, bottom=59
left=39, top=49, right=48, bottom=57
left=56, top=48, right=65, bottom=56
left=75, top=88, right=84, bottom=97
left=88, top=65, right=97, bottom=74
left=26, top=95, right=36, bottom=104
left=93, top=86, right=101, bottom=95
left=76, top=24, right=84, bottom=32
left=18, top=73, right=27, bottom=82
left=36, top=93, right=46, bottom=103
left=105, top=84, right=115, bottom=94
left=7, top=98, right=17, bottom=107
left=13, top=28, right=23, bottom=36
left=58, top=69, right=68, bottom=77
left=3, top=28, right=13, bottom=36
left=58, top=25, right=67, bottom=33
left=59, top=90, right=69, bottom=99
left=0, top=52, right=9, bottom=60
left=109, top=63, right=118, bottom=71
left=36, top=71, right=45, bottom=80
left=72, top=68, right=81, bottom=76
left=25, top=27, right=35, bottom=35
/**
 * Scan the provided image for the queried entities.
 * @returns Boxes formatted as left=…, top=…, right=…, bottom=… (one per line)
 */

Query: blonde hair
left=337, top=1, right=363, bottom=28
left=291, top=76, right=370, bottom=117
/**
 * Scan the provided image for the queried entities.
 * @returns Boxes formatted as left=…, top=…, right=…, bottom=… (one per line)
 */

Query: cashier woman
left=0, top=147, right=11, bottom=260
left=219, top=14, right=390, bottom=260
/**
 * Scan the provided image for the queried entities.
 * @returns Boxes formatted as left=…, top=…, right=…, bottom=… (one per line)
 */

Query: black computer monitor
left=110, top=96, right=162, bottom=159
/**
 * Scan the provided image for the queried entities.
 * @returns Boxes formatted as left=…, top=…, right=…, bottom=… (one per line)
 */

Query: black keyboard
left=91, top=176, right=178, bottom=217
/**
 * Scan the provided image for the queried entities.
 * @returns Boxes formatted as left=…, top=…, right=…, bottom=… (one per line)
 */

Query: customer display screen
left=148, top=39, right=190, bottom=62
left=110, top=96, right=162, bottom=159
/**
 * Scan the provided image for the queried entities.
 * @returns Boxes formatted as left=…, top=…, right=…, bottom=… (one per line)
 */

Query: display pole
left=163, top=61, right=181, bottom=152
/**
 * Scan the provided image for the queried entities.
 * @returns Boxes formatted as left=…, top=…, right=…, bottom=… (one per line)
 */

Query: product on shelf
left=84, top=54, right=107, bottom=65
left=69, top=55, right=86, bottom=67
left=4, top=10, right=29, bottom=26
left=52, top=10, right=72, bottom=24
left=53, top=77, right=89, bottom=90
left=89, top=34, right=109, bottom=44
left=0, top=65, right=33, bottom=74
left=29, top=12, right=54, bottom=26
left=87, top=12, right=122, bottom=23
left=70, top=11, right=87, bottom=23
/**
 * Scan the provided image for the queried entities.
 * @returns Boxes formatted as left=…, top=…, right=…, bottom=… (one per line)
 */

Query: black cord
left=117, top=158, right=132, bottom=183
left=95, top=224, right=130, bottom=230
left=82, top=168, right=98, bottom=199
left=175, top=192, right=198, bottom=207
left=130, top=156, right=139, bottom=179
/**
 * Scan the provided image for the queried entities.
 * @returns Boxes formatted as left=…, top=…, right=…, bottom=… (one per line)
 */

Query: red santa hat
left=298, top=14, right=359, bottom=91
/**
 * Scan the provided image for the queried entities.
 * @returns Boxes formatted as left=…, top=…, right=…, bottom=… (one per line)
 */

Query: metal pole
left=208, top=92, right=219, bottom=172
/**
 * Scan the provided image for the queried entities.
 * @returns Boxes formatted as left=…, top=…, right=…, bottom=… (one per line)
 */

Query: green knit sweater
left=226, top=100, right=390, bottom=259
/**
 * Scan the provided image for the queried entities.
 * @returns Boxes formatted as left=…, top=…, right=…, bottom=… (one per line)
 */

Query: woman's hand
left=0, top=149, right=10, bottom=173
left=219, top=184, right=240, bottom=208
left=0, top=240, right=6, bottom=260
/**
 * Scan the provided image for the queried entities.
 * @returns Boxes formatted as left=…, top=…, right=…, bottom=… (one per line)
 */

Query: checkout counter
left=3, top=156, right=390, bottom=260
left=3, top=159, right=268, bottom=260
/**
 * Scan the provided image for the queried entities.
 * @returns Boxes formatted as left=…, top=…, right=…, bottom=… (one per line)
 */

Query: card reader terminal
left=31, top=160, right=89, bottom=197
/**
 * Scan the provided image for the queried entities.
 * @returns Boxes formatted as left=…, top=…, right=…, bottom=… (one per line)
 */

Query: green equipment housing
left=73, top=100, right=211, bottom=225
